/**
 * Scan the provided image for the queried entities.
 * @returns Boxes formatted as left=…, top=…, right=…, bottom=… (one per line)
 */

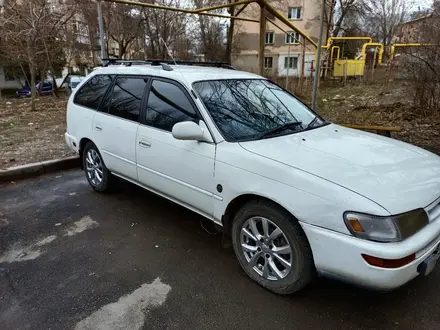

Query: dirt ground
left=315, top=80, right=440, bottom=155
left=1, top=80, right=439, bottom=169
left=0, top=97, right=74, bottom=169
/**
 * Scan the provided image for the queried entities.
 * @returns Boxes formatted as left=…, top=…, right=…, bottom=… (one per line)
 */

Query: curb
left=0, top=156, right=80, bottom=183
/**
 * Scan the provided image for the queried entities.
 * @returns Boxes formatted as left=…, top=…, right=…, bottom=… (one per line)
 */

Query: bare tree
left=142, top=0, right=188, bottom=59
left=330, top=0, right=370, bottom=37
left=194, top=0, right=227, bottom=61
left=102, top=1, right=146, bottom=59
left=363, top=0, right=413, bottom=46
left=400, top=4, right=440, bottom=111
left=0, top=0, right=77, bottom=109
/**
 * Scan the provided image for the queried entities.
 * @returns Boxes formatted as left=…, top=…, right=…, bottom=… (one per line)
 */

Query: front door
left=136, top=78, right=216, bottom=218
left=92, top=76, right=148, bottom=180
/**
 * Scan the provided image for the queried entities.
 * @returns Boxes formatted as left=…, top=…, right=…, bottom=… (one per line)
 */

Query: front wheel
left=83, top=142, right=117, bottom=192
left=232, top=200, right=315, bottom=294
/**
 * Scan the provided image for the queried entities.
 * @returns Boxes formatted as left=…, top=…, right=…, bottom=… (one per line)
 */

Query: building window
left=111, top=47, right=119, bottom=56
left=284, top=56, right=298, bottom=69
left=285, top=32, right=300, bottom=44
left=288, top=7, right=302, bottom=20
left=265, top=31, right=274, bottom=44
left=264, top=57, right=273, bottom=69
left=73, top=21, right=90, bottom=44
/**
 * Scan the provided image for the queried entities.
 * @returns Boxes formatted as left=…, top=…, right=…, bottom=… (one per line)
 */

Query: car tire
left=82, top=142, right=118, bottom=193
left=232, top=199, right=315, bottom=294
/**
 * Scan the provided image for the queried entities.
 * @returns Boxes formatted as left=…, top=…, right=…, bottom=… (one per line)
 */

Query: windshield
left=193, top=79, right=325, bottom=142
left=71, top=81, right=80, bottom=88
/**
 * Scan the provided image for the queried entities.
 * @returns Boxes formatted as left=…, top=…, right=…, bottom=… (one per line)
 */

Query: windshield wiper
left=305, top=116, right=329, bottom=130
left=257, top=121, right=303, bottom=140
left=306, top=116, right=319, bottom=129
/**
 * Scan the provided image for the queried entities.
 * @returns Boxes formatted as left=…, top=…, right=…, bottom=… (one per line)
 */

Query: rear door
left=70, top=74, right=115, bottom=154
left=92, top=76, right=148, bottom=180
left=136, top=78, right=216, bottom=218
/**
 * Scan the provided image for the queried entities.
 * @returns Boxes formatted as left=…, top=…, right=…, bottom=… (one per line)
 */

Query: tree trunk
left=198, top=16, right=209, bottom=60
left=225, top=1, right=235, bottom=64
left=119, top=41, right=125, bottom=58
left=29, top=63, right=36, bottom=111
left=40, top=70, right=45, bottom=94
left=332, top=14, right=345, bottom=37
left=50, top=71, right=59, bottom=98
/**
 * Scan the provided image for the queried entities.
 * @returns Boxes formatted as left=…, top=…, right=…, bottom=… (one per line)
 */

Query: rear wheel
left=83, top=142, right=117, bottom=192
left=232, top=199, right=315, bottom=294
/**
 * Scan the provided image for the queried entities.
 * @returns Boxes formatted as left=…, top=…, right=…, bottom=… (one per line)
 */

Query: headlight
left=343, top=209, right=428, bottom=242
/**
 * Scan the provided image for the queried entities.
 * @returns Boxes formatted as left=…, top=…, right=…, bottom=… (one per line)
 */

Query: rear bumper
left=65, top=133, right=79, bottom=154
left=301, top=221, right=440, bottom=290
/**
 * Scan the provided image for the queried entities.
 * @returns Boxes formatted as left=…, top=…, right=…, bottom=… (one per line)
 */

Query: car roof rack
left=102, top=58, right=236, bottom=70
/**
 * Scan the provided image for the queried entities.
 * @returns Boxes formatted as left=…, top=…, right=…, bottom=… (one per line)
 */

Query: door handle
left=139, top=140, right=151, bottom=148
left=95, top=125, right=102, bottom=131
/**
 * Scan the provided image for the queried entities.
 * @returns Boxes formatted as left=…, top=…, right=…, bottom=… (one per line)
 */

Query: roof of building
left=401, top=14, right=433, bottom=26
left=91, top=64, right=262, bottom=85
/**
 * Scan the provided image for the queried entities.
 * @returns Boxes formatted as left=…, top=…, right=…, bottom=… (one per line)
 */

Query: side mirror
left=172, top=121, right=211, bottom=142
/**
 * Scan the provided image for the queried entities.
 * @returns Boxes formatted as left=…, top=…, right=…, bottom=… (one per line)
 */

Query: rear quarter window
left=74, top=75, right=114, bottom=110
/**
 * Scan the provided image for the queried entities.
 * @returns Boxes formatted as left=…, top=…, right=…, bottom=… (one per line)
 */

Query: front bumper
left=301, top=220, right=440, bottom=290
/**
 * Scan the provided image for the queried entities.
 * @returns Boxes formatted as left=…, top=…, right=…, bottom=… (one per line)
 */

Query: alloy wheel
left=85, top=149, right=104, bottom=186
left=240, top=216, right=292, bottom=281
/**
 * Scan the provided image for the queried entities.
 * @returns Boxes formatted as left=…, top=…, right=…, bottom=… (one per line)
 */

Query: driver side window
left=145, top=80, right=198, bottom=132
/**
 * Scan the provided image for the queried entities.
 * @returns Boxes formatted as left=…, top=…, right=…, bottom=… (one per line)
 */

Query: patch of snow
left=35, top=235, right=57, bottom=247
left=0, top=233, right=59, bottom=264
left=0, top=245, right=42, bottom=264
left=75, top=278, right=171, bottom=330
left=64, top=216, right=98, bottom=236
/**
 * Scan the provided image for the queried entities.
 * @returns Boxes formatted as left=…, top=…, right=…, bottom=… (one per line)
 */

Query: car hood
left=239, top=124, right=440, bottom=214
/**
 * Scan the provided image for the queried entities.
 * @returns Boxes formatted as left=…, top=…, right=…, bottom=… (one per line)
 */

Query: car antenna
left=159, top=37, right=192, bottom=86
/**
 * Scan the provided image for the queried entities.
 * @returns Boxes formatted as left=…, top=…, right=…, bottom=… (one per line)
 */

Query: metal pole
left=344, top=61, right=347, bottom=86
left=97, top=1, right=106, bottom=62
left=285, top=42, right=290, bottom=89
left=259, top=3, right=265, bottom=75
left=311, top=0, right=326, bottom=111
left=299, top=42, right=305, bottom=93
left=371, top=48, right=377, bottom=82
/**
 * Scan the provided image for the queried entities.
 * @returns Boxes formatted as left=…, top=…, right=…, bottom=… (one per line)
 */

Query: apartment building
left=232, top=0, right=327, bottom=77
left=393, top=1, right=440, bottom=43
left=394, top=15, right=432, bottom=44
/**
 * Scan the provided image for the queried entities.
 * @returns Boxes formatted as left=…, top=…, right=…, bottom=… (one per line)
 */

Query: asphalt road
left=2, top=170, right=440, bottom=330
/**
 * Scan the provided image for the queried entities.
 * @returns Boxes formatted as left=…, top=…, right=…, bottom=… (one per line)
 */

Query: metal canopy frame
left=99, top=0, right=324, bottom=110
left=99, top=0, right=319, bottom=60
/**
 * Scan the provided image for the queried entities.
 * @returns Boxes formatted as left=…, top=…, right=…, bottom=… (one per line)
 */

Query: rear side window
left=146, top=80, right=198, bottom=131
left=74, top=75, right=113, bottom=110
left=102, top=77, right=147, bottom=122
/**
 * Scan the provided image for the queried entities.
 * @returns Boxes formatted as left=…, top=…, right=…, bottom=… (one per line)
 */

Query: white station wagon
left=66, top=60, right=440, bottom=294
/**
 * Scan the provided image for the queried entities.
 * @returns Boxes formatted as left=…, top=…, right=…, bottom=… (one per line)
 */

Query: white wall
left=0, top=67, right=23, bottom=89
left=277, top=52, right=316, bottom=77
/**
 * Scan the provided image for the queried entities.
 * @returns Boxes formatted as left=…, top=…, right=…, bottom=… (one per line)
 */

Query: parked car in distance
left=67, top=75, right=85, bottom=93
left=65, top=60, right=440, bottom=295
left=16, top=80, right=53, bottom=97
